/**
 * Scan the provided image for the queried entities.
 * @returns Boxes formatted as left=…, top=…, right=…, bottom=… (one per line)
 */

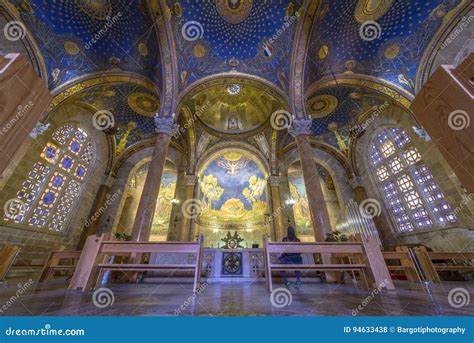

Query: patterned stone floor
left=0, top=278, right=472, bottom=316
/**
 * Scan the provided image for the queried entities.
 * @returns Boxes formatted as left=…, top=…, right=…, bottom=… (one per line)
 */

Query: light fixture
left=171, top=199, right=180, bottom=205
left=226, top=84, right=241, bottom=95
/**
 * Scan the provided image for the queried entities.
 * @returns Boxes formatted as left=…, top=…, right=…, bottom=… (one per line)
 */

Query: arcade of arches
left=0, top=0, right=473, bottom=316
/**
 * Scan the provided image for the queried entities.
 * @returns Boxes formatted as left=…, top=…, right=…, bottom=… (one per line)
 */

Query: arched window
left=370, top=127, right=456, bottom=232
left=4, top=125, right=94, bottom=232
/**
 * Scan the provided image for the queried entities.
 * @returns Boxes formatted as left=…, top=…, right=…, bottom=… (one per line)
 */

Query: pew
left=263, top=235, right=394, bottom=292
left=0, top=245, right=20, bottom=282
left=69, top=234, right=204, bottom=292
left=382, top=246, right=422, bottom=283
left=37, top=251, right=82, bottom=282
left=414, top=246, right=474, bottom=282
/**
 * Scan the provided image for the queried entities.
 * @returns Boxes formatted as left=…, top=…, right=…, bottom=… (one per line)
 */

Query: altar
left=148, top=248, right=316, bottom=282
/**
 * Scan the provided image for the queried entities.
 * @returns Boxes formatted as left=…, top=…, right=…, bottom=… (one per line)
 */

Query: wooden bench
left=69, top=234, right=204, bottom=292
left=263, top=235, right=394, bottom=292
left=382, top=246, right=422, bottom=283
left=38, top=251, right=81, bottom=282
left=0, top=245, right=20, bottom=282
left=414, top=246, right=474, bottom=282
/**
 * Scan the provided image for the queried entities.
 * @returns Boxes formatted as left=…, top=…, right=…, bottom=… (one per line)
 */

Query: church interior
left=0, top=0, right=473, bottom=317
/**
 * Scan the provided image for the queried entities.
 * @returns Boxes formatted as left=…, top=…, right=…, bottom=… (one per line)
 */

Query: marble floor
left=0, top=278, right=472, bottom=316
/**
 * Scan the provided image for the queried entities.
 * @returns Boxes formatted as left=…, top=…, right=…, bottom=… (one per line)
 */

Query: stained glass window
left=370, top=127, right=456, bottom=232
left=4, top=125, right=94, bottom=232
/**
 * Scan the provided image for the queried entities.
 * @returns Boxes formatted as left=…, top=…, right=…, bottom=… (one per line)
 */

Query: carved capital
left=349, top=176, right=364, bottom=189
left=29, top=122, right=50, bottom=139
left=289, top=117, right=313, bottom=137
left=184, top=174, right=198, bottom=186
left=269, top=175, right=281, bottom=187
left=154, top=113, right=178, bottom=135
left=101, top=174, right=117, bottom=188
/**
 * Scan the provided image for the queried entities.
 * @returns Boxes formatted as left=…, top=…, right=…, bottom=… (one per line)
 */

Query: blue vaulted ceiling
left=304, top=0, right=462, bottom=95
left=9, top=0, right=162, bottom=90
left=168, top=0, right=302, bottom=91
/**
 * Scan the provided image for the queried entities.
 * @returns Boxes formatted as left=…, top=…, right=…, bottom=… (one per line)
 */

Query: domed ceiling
left=168, top=0, right=303, bottom=91
left=180, top=77, right=287, bottom=136
left=304, top=0, right=463, bottom=94
left=8, top=0, right=162, bottom=89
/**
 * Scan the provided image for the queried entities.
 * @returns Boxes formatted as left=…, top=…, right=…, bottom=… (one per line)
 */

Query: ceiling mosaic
left=9, top=0, right=162, bottom=89
left=167, top=0, right=303, bottom=91
left=75, top=82, right=160, bottom=151
left=304, top=0, right=462, bottom=94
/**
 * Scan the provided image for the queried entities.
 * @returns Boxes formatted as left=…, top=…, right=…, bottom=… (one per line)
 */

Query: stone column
left=117, top=195, right=134, bottom=234
left=180, top=175, right=198, bottom=241
left=290, top=118, right=331, bottom=241
left=131, top=115, right=177, bottom=241
left=349, top=176, right=399, bottom=248
left=269, top=176, right=286, bottom=241
left=76, top=174, right=116, bottom=249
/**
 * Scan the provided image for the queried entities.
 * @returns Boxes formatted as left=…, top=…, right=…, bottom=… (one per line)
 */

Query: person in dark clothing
left=278, top=226, right=303, bottom=289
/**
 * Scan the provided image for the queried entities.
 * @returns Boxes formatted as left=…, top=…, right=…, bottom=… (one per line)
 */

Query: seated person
left=278, top=226, right=303, bottom=289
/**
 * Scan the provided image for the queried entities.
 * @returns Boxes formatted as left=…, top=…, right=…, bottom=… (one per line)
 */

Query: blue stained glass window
left=370, top=127, right=456, bottom=233
left=43, top=192, right=55, bottom=205
left=70, top=140, right=81, bottom=152
left=61, top=157, right=73, bottom=169
left=76, top=166, right=86, bottom=178
left=4, top=125, right=95, bottom=231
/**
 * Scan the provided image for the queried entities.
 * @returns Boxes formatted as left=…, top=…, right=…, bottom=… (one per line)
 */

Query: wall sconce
left=171, top=199, right=180, bottom=205
left=285, top=198, right=296, bottom=206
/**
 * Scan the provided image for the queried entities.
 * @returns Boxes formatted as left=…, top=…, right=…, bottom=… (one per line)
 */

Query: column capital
left=184, top=174, right=198, bottom=186
left=289, top=117, right=313, bottom=137
left=154, top=113, right=178, bottom=135
left=101, top=174, right=117, bottom=188
left=349, top=176, right=364, bottom=189
left=269, top=175, right=281, bottom=187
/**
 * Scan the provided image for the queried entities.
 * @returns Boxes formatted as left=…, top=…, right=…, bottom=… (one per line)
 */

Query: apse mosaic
left=305, top=0, right=462, bottom=93
left=9, top=0, right=161, bottom=88
left=198, top=151, right=268, bottom=231
left=150, top=170, right=177, bottom=241
left=168, top=0, right=303, bottom=90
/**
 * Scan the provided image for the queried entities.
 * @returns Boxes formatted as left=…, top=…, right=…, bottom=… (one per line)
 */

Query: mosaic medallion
left=354, top=0, right=393, bottom=23
left=127, top=92, right=160, bottom=117
left=75, top=0, right=112, bottom=20
left=307, top=94, right=338, bottom=119
left=215, top=0, right=254, bottom=24
left=222, top=252, right=243, bottom=275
